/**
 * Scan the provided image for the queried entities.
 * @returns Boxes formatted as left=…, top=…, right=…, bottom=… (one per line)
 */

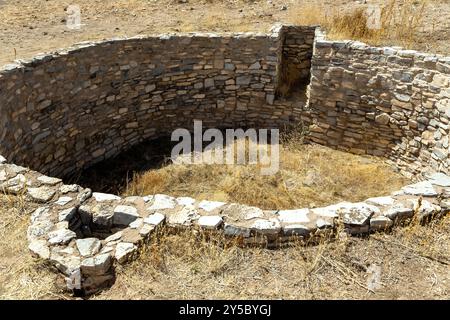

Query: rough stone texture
left=401, top=181, right=438, bottom=196
left=76, top=238, right=102, bottom=257
left=113, top=205, right=139, bottom=226
left=370, top=216, right=394, bottom=231
left=0, top=24, right=449, bottom=296
left=58, top=207, right=77, bottom=222
left=278, top=25, right=316, bottom=91
left=197, top=215, right=223, bottom=229
left=427, top=172, right=450, bottom=186
left=143, top=212, right=165, bottom=226
left=115, top=242, right=137, bottom=264
left=81, top=253, right=112, bottom=275
left=167, top=207, right=200, bottom=227
left=0, top=26, right=315, bottom=178
left=47, top=229, right=77, bottom=245
left=307, top=40, right=450, bottom=179
left=93, top=193, right=121, bottom=202
left=1, top=155, right=448, bottom=295
left=27, top=186, right=56, bottom=202
left=28, top=239, right=51, bottom=260
left=147, top=194, right=176, bottom=211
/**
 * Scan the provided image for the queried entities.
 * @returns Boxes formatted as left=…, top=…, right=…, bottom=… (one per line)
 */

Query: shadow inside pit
left=64, top=136, right=176, bottom=195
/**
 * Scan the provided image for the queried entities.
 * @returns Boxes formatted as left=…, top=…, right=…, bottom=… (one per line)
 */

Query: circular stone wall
left=0, top=25, right=449, bottom=296
left=0, top=26, right=317, bottom=178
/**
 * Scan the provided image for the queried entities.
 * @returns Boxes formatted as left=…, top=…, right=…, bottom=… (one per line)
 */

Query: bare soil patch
left=0, top=0, right=449, bottom=68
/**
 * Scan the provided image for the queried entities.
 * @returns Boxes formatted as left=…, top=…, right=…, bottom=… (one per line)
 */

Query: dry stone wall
left=1, top=155, right=448, bottom=295
left=1, top=24, right=450, bottom=295
left=0, top=25, right=316, bottom=178
left=278, top=25, right=317, bottom=91
left=305, top=40, right=450, bottom=178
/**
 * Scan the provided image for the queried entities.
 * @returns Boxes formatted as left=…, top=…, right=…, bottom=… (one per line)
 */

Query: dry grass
left=124, top=137, right=409, bottom=210
left=0, top=0, right=449, bottom=300
left=0, top=194, right=64, bottom=300
left=94, top=215, right=449, bottom=300
left=0, top=189, right=448, bottom=300
left=286, top=0, right=430, bottom=49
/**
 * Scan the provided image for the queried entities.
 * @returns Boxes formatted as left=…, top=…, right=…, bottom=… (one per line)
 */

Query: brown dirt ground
left=0, top=0, right=450, bottom=68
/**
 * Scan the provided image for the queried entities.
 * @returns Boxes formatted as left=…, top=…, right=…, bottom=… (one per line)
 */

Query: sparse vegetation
left=96, top=215, right=449, bottom=300
left=0, top=193, right=448, bottom=300
left=0, top=0, right=449, bottom=66
left=286, top=0, right=429, bottom=48
left=0, top=0, right=449, bottom=301
left=123, top=136, right=409, bottom=210
left=0, top=194, right=63, bottom=300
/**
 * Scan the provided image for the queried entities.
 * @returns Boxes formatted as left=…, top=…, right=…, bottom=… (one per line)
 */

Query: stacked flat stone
left=1, top=24, right=450, bottom=295
left=306, top=40, right=450, bottom=179
left=1, top=155, right=448, bottom=295
left=279, top=25, right=317, bottom=85
left=0, top=26, right=316, bottom=178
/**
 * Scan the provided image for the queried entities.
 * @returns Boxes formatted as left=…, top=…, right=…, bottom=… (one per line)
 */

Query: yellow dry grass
left=286, top=0, right=430, bottom=49
left=0, top=189, right=448, bottom=300
left=124, top=137, right=409, bottom=210
left=1, top=0, right=449, bottom=66
left=0, top=194, right=64, bottom=300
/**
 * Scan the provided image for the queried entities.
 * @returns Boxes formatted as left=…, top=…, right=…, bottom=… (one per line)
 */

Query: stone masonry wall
left=2, top=151, right=448, bottom=295
left=1, top=24, right=450, bottom=296
left=278, top=25, right=317, bottom=90
left=0, top=26, right=315, bottom=178
left=305, top=40, right=450, bottom=178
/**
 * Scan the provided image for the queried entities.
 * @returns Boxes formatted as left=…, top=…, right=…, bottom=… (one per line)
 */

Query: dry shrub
left=287, top=0, right=429, bottom=48
left=95, top=214, right=449, bottom=300
left=392, top=211, right=450, bottom=262
left=380, top=0, right=428, bottom=47
left=330, top=7, right=375, bottom=40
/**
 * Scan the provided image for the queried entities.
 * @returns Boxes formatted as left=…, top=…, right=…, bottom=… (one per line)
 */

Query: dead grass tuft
left=0, top=194, right=63, bottom=300
left=0, top=185, right=448, bottom=300
left=94, top=215, right=449, bottom=300
left=124, top=135, right=409, bottom=210
left=287, top=0, right=429, bottom=48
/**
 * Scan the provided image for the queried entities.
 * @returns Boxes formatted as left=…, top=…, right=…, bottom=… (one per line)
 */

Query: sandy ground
left=0, top=0, right=449, bottom=67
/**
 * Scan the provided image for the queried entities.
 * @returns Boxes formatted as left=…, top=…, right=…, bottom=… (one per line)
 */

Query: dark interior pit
left=65, top=136, right=175, bottom=195
left=64, top=125, right=289, bottom=196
